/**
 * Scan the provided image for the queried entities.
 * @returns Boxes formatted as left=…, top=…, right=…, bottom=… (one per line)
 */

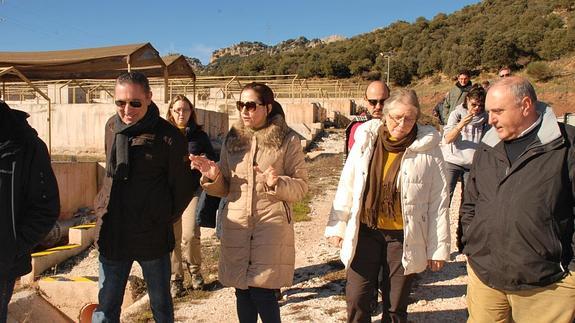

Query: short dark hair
left=465, top=84, right=486, bottom=106
left=116, top=71, right=151, bottom=93
left=458, top=69, right=471, bottom=77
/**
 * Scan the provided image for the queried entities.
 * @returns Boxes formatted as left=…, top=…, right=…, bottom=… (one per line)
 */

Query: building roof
left=0, top=43, right=195, bottom=81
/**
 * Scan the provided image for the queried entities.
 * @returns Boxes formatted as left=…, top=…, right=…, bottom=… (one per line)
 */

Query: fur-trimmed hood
left=225, top=114, right=292, bottom=153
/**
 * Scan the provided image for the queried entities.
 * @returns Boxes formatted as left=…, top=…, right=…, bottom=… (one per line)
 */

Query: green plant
left=292, top=194, right=312, bottom=222
left=526, top=61, right=556, bottom=81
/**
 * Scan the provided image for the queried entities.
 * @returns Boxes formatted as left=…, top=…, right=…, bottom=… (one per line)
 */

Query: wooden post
left=164, top=67, right=169, bottom=103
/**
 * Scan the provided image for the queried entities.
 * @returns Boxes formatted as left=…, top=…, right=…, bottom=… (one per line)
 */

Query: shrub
left=526, top=61, right=555, bottom=81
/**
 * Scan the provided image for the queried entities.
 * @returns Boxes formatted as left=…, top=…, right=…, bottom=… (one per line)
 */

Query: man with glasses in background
left=93, top=71, right=197, bottom=323
left=345, top=80, right=390, bottom=158
left=498, top=66, right=512, bottom=78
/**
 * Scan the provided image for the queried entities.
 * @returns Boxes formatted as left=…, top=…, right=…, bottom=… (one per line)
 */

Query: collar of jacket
left=482, top=102, right=561, bottom=148
left=356, top=119, right=440, bottom=153
left=455, top=81, right=472, bottom=90
left=225, top=114, right=291, bottom=153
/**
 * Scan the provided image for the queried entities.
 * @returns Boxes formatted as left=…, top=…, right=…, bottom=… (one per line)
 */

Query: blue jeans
left=92, top=253, right=173, bottom=323
left=0, top=279, right=16, bottom=323
left=235, top=287, right=281, bottom=323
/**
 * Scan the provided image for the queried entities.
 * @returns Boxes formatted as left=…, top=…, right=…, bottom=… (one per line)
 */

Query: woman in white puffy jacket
left=325, top=88, right=450, bottom=323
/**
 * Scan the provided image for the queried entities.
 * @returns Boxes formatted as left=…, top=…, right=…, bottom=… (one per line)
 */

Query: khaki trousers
left=467, top=264, right=575, bottom=323
left=171, top=191, right=201, bottom=280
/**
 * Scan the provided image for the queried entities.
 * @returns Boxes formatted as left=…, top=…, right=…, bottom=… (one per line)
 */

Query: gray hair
left=116, top=71, right=151, bottom=93
left=492, top=77, right=537, bottom=106
left=383, top=88, right=421, bottom=120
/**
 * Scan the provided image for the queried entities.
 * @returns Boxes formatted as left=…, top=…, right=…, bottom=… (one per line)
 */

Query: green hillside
left=202, top=0, right=575, bottom=85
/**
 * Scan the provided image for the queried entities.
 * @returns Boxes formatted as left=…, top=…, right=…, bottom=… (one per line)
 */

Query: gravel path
left=173, top=129, right=469, bottom=322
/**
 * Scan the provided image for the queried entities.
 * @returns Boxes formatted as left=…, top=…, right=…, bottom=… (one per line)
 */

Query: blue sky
left=0, top=0, right=480, bottom=64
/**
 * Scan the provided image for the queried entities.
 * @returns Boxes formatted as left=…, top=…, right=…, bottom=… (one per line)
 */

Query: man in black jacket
left=92, top=72, right=197, bottom=323
left=0, top=101, right=60, bottom=322
left=461, top=77, right=575, bottom=322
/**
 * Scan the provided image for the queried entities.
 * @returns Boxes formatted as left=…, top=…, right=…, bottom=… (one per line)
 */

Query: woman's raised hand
left=254, top=165, right=279, bottom=188
left=189, top=154, right=220, bottom=180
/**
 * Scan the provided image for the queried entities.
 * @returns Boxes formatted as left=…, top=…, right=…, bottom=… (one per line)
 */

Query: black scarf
left=106, top=102, right=160, bottom=180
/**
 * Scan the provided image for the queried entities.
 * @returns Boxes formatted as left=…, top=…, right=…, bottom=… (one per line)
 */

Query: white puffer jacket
left=325, top=120, right=450, bottom=275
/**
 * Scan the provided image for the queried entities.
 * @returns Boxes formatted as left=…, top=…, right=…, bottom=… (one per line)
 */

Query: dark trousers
left=235, top=287, right=281, bottom=323
left=0, top=278, right=16, bottom=323
left=445, top=162, right=469, bottom=252
left=346, top=224, right=415, bottom=323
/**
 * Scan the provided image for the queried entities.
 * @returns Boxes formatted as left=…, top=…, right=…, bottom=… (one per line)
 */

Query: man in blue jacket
left=0, top=101, right=60, bottom=322
left=461, top=77, right=575, bottom=322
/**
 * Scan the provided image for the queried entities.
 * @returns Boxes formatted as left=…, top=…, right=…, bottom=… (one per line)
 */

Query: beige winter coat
left=201, top=114, right=308, bottom=289
left=325, top=120, right=450, bottom=275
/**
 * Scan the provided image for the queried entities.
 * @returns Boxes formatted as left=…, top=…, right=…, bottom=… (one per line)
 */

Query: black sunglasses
left=115, top=100, right=143, bottom=108
left=367, top=99, right=386, bottom=106
left=236, top=101, right=263, bottom=112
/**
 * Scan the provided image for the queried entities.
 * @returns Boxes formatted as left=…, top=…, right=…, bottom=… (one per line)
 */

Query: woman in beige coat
left=190, top=82, right=308, bottom=323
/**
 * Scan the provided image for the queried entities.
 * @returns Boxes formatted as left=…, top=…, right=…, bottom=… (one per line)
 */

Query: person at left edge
left=0, top=100, right=60, bottom=323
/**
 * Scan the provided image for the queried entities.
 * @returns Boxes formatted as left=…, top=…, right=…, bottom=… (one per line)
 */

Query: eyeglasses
left=236, top=101, right=263, bottom=112
left=387, top=114, right=416, bottom=125
left=499, top=73, right=511, bottom=78
left=115, top=100, right=143, bottom=108
left=468, top=102, right=484, bottom=109
left=172, top=108, right=191, bottom=115
left=367, top=99, right=386, bottom=106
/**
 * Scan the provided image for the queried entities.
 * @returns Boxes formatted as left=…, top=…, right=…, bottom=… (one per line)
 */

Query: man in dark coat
left=0, top=101, right=60, bottom=322
left=461, top=76, right=575, bottom=322
left=92, top=72, right=197, bottom=323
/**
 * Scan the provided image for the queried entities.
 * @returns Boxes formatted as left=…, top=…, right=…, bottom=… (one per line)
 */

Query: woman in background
left=166, top=95, right=215, bottom=297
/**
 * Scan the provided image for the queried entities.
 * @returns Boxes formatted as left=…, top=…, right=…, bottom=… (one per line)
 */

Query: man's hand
left=457, top=113, right=474, bottom=130
left=427, top=260, right=445, bottom=272
left=327, top=236, right=343, bottom=248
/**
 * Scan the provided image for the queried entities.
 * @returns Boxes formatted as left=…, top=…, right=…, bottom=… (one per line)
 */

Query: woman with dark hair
left=190, top=83, right=308, bottom=323
left=166, top=95, right=215, bottom=296
left=441, top=84, right=489, bottom=251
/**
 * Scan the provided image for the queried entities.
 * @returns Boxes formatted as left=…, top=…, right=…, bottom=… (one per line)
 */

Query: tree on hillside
left=203, top=0, right=575, bottom=82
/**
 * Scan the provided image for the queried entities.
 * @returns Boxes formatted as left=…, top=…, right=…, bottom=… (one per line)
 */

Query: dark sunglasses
left=367, top=99, right=386, bottom=106
left=236, top=101, right=263, bottom=112
left=115, top=100, right=143, bottom=108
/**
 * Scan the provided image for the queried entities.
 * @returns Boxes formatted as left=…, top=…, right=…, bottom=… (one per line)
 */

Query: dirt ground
left=171, top=129, right=469, bottom=323
left=52, top=128, right=468, bottom=322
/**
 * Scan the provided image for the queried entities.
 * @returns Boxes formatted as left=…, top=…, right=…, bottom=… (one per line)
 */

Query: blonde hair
left=166, top=95, right=201, bottom=129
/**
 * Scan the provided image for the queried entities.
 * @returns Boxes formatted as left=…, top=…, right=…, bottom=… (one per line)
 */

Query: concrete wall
left=9, top=102, right=228, bottom=156
left=52, top=162, right=98, bottom=219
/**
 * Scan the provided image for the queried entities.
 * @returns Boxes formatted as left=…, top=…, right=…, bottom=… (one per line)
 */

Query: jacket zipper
left=11, top=161, right=17, bottom=240
left=282, top=202, right=292, bottom=224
